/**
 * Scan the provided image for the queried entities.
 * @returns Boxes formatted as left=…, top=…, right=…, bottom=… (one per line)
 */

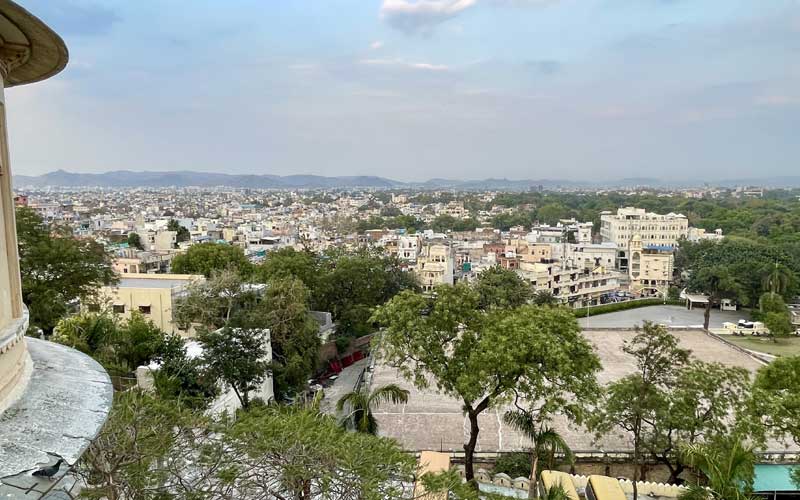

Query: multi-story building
left=397, top=235, right=421, bottom=262
left=600, top=207, right=688, bottom=270
left=113, top=247, right=176, bottom=274
left=416, top=244, right=455, bottom=292
left=0, top=4, right=113, bottom=495
left=628, top=235, right=674, bottom=297
left=516, top=262, right=621, bottom=308
left=95, top=273, right=204, bottom=336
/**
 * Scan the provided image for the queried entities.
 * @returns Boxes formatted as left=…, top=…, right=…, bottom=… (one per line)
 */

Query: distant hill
left=12, top=170, right=800, bottom=190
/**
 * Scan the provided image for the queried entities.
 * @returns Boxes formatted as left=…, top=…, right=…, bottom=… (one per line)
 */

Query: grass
left=721, top=335, right=800, bottom=357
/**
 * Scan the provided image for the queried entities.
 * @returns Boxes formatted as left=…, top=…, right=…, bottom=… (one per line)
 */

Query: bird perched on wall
left=32, top=458, right=64, bottom=480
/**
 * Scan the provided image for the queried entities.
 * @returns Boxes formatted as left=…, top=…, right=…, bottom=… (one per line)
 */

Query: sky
left=6, top=0, right=800, bottom=182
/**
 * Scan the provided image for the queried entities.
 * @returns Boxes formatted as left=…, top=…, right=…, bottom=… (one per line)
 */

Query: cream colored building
left=600, top=207, right=688, bottom=270
left=517, top=261, right=621, bottom=308
left=96, top=273, right=204, bottom=336
left=628, top=235, right=674, bottom=297
left=0, top=3, right=112, bottom=494
left=416, top=244, right=455, bottom=292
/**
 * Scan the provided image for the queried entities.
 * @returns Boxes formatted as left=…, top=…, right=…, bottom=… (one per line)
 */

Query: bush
left=574, top=298, right=684, bottom=318
left=493, top=452, right=531, bottom=479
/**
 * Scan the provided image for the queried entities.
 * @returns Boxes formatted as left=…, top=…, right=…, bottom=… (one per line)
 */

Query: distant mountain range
left=12, top=169, right=800, bottom=190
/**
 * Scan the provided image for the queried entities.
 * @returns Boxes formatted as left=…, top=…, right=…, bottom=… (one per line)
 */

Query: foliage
left=198, top=326, right=270, bottom=409
left=493, top=452, right=531, bottom=479
left=16, top=206, right=117, bottom=333
left=678, top=435, right=758, bottom=500
left=763, top=311, right=794, bottom=337
left=474, top=265, right=533, bottom=310
left=591, top=322, right=690, bottom=498
left=173, top=269, right=259, bottom=330
left=126, top=232, right=144, bottom=250
left=167, top=218, right=191, bottom=243
left=686, top=265, right=743, bottom=330
left=373, top=284, right=600, bottom=485
left=171, top=242, right=252, bottom=278
left=532, top=290, right=558, bottom=306
left=151, top=332, right=219, bottom=409
left=253, top=247, right=320, bottom=291
left=249, top=277, right=321, bottom=398
left=751, top=355, right=800, bottom=446
left=336, top=383, right=410, bottom=434
left=221, top=405, right=419, bottom=499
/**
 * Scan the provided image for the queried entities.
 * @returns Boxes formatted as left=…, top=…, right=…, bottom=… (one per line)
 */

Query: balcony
left=0, top=308, right=113, bottom=497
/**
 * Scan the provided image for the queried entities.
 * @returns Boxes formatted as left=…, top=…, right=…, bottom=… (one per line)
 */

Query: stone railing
left=0, top=305, right=30, bottom=407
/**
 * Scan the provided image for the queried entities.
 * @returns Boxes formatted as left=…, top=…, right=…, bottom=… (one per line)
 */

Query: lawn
left=721, top=335, right=800, bottom=357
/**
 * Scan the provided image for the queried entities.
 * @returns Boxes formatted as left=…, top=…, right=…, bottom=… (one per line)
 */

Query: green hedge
left=574, top=298, right=684, bottom=318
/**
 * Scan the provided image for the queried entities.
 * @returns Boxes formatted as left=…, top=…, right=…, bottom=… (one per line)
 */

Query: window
left=138, top=305, right=151, bottom=314
left=113, top=304, right=125, bottom=314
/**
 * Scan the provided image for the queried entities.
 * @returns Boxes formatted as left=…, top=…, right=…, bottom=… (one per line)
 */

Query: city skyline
left=7, top=0, right=800, bottom=181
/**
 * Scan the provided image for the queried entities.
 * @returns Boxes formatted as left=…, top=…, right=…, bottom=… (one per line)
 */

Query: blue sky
left=7, top=0, right=800, bottom=181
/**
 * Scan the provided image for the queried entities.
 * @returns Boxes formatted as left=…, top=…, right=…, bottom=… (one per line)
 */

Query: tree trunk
left=529, top=452, right=539, bottom=499
left=703, top=298, right=712, bottom=330
left=632, top=421, right=640, bottom=500
left=667, top=463, right=685, bottom=485
left=464, top=410, right=480, bottom=489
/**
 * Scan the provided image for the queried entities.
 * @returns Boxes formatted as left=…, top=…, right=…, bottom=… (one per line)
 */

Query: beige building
left=628, top=235, right=674, bottom=297
left=96, top=273, right=204, bottom=336
left=113, top=248, right=176, bottom=274
left=0, top=3, right=112, bottom=495
left=416, top=244, right=455, bottom=292
left=600, top=207, right=688, bottom=270
left=517, top=262, right=621, bottom=308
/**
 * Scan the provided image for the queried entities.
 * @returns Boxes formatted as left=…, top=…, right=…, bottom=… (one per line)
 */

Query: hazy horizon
left=7, top=0, right=800, bottom=182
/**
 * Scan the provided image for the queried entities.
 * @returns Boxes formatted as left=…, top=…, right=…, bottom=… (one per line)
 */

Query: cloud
left=380, top=0, right=477, bottom=35
left=22, top=0, right=120, bottom=36
left=370, top=40, right=385, bottom=50
left=359, top=58, right=450, bottom=71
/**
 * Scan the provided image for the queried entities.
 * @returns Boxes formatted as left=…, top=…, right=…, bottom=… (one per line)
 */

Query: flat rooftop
left=372, top=329, right=775, bottom=454
left=118, top=277, right=193, bottom=289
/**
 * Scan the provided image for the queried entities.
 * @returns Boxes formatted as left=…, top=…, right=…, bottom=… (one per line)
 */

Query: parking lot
left=577, top=305, right=747, bottom=330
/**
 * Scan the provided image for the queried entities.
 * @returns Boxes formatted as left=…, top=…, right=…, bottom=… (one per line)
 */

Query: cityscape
left=1, top=1, right=800, bottom=500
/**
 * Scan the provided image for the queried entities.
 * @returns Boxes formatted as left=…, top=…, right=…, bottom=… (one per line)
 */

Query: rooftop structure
left=0, top=2, right=113, bottom=496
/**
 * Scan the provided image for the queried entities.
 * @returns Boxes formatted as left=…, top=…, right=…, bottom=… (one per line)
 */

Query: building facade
left=416, top=244, right=455, bottom=292
left=600, top=207, right=688, bottom=270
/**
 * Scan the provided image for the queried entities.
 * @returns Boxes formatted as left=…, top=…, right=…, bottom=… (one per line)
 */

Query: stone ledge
left=0, top=337, right=113, bottom=494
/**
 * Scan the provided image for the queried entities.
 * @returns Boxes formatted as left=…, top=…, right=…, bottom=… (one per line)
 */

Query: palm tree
left=532, top=290, right=558, bottom=306
left=678, top=436, right=759, bottom=500
left=540, top=484, right=574, bottom=500
left=504, top=410, right=575, bottom=499
left=336, top=384, right=409, bottom=434
left=762, top=262, right=792, bottom=296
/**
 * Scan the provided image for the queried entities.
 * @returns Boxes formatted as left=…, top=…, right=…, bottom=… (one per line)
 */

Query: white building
left=416, top=244, right=455, bottom=292
left=600, top=207, right=688, bottom=270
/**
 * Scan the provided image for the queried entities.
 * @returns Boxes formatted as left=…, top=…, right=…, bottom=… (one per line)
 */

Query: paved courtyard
left=371, top=328, right=772, bottom=454
left=577, top=305, right=747, bottom=330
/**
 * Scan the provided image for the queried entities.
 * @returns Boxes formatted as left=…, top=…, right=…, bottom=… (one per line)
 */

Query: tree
left=532, top=290, right=558, bottom=306
left=167, top=218, right=191, bottom=244
left=474, top=265, right=533, bottom=310
left=591, top=322, right=690, bottom=500
left=678, top=435, right=759, bottom=500
left=249, top=277, right=321, bottom=398
left=171, top=242, right=252, bottom=278
left=502, top=412, right=574, bottom=498
left=686, top=266, right=742, bottom=330
left=52, top=311, right=118, bottom=359
left=751, top=356, right=800, bottom=446
left=762, top=262, right=794, bottom=296
left=16, top=207, right=117, bottom=333
left=173, top=268, right=258, bottom=330
left=198, top=326, right=270, bottom=409
left=645, top=362, right=751, bottom=484
left=254, top=247, right=320, bottom=291
left=114, top=312, right=167, bottom=371
left=373, top=284, right=600, bottom=486
left=336, top=384, right=410, bottom=434
left=126, top=232, right=144, bottom=250
left=151, top=333, right=219, bottom=409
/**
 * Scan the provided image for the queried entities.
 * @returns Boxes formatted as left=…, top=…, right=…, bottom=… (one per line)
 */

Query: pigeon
left=32, top=458, right=64, bottom=479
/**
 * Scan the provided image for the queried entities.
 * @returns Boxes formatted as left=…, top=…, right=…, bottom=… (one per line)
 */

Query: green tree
left=198, top=326, right=270, bottom=409
left=16, top=207, right=117, bottom=333
left=336, top=384, right=410, bottom=434
left=502, top=413, right=574, bottom=499
left=152, top=333, right=219, bottom=409
left=173, top=269, right=258, bottom=330
left=114, top=312, right=167, bottom=371
left=474, top=265, right=533, bottom=310
left=645, top=362, right=751, bottom=484
left=52, top=311, right=118, bottom=359
left=686, top=266, right=742, bottom=330
left=373, top=284, right=600, bottom=486
left=167, top=218, right=191, bottom=244
left=678, top=435, right=758, bottom=500
left=532, top=290, right=558, bottom=306
left=254, top=247, right=320, bottom=291
left=249, top=277, right=321, bottom=398
left=591, top=322, right=690, bottom=500
left=171, top=242, right=252, bottom=278
left=751, top=356, right=800, bottom=446
left=126, top=232, right=144, bottom=250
